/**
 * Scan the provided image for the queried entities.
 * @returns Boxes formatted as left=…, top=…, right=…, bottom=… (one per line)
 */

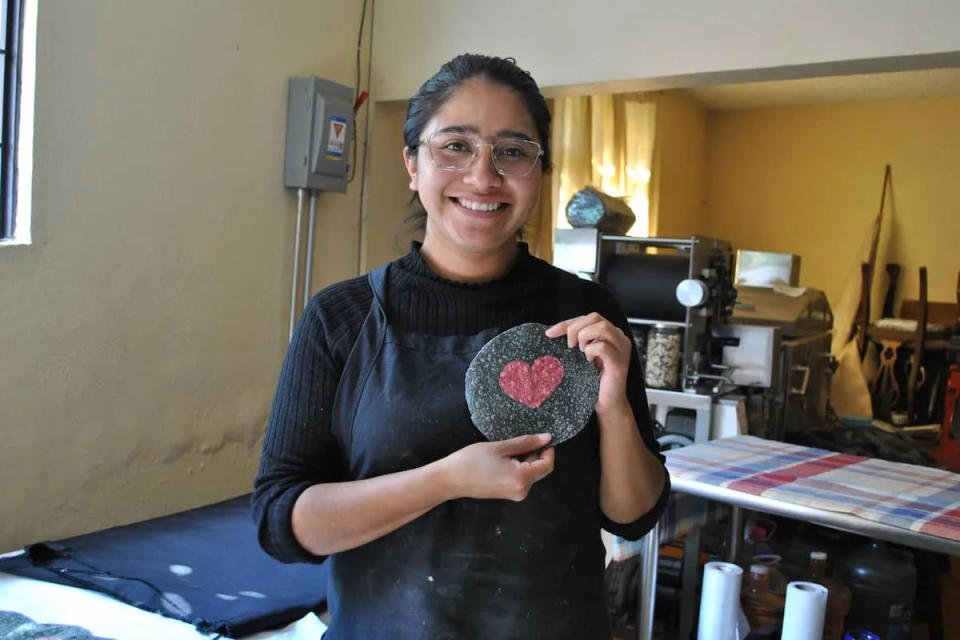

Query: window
left=1, top=0, right=24, bottom=240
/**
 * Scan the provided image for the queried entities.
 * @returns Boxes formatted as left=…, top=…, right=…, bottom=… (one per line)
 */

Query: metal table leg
left=677, top=527, right=702, bottom=640
left=637, top=523, right=659, bottom=640
left=727, top=506, right=742, bottom=564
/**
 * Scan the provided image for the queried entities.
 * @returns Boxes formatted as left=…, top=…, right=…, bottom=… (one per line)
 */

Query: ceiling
left=684, top=66, right=960, bottom=111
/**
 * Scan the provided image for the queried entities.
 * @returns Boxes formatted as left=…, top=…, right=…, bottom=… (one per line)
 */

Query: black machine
left=553, top=229, right=834, bottom=440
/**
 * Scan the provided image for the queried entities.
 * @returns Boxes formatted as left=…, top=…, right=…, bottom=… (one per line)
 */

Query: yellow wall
left=650, top=91, right=708, bottom=238
left=703, top=97, right=960, bottom=309
left=0, top=0, right=370, bottom=551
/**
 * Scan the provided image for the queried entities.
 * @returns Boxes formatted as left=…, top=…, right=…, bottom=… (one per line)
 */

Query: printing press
left=553, top=228, right=835, bottom=444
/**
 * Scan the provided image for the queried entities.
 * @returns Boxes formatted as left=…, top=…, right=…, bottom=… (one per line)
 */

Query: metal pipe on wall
left=289, top=188, right=305, bottom=341
left=303, top=190, right=317, bottom=311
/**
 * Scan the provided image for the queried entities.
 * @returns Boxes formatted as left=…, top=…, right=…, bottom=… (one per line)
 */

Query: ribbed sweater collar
left=395, top=242, right=535, bottom=290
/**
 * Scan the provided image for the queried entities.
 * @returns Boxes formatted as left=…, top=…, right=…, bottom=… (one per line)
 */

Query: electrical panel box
left=283, top=77, right=354, bottom=192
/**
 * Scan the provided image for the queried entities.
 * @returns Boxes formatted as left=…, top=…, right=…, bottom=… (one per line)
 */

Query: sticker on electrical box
left=325, top=116, right=347, bottom=161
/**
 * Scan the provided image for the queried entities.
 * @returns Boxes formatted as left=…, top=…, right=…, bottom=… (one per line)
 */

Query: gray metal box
left=714, top=323, right=782, bottom=388
left=553, top=228, right=600, bottom=277
left=283, top=77, right=354, bottom=192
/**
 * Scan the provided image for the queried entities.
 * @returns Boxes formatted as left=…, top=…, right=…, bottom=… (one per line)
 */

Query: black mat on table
left=0, top=495, right=328, bottom=638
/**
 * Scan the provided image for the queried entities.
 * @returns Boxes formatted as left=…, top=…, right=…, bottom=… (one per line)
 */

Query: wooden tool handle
left=882, top=263, right=901, bottom=318
left=856, top=262, right=872, bottom=356
left=906, top=267, right=928, bottom=421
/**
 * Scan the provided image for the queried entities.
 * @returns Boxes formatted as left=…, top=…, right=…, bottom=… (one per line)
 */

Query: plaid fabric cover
left=664, top=435, right=960, bottom=542
left=609, top=435, right=960, bottom=562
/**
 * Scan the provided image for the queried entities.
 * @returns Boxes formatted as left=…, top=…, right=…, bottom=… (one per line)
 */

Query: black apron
left=323, top=264, right=611, bottom=640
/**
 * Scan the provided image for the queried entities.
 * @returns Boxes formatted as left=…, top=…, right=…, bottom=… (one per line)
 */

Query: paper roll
left=697, top=561, right=744, bottom=640
left=781, top=581, right=828, bottom=640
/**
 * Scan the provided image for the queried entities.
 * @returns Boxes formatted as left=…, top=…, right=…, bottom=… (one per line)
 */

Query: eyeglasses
left=419, top=132, right=543, bottom=177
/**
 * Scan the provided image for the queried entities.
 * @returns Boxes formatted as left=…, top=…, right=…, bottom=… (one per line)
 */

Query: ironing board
left=636, top=435, right=960, bottom=640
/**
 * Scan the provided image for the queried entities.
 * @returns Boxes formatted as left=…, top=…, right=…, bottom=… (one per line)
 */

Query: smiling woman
left=404, top=77, right=544, bottom=282
left=252, top=53, right=669, bottom=639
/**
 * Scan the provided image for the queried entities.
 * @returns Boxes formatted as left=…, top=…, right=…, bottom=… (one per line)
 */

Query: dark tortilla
left=465, top=322, right=600, bottom=445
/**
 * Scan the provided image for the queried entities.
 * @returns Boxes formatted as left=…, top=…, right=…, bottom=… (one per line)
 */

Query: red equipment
left=931, top=365, right=960, bottom=471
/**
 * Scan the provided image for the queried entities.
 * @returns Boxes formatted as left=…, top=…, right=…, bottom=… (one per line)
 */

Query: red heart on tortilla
left=499, top=356, right=564, bottom=408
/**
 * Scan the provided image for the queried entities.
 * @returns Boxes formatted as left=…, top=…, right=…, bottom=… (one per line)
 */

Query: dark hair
left=400, top=54, right=551, bottom=236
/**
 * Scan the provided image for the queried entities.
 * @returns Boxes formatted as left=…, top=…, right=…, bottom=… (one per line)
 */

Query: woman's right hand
left=440, top=433, right=555, bottom=501
left=288, top=433, right=556, bottom=556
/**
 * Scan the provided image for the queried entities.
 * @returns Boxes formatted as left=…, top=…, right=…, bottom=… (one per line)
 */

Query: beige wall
left=361, top=101, right=412, bottom=271
left=371, top=0, right=960, bottom=101
left=0, top=0, right=370, bottom=550
left=703, top=98, right=960, bottom=308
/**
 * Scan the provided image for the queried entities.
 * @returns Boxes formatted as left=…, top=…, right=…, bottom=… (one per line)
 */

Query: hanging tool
left=871, top=339, right=902, bottom=418
left=881, top=263, right=901, bottom=319
left=847, top=165, right=891, bottom=352
left=856, top=262, right=873, bottom=356
left=954, top=271, right=960, bottom=335
left=906, top=267, right=929, bottom=422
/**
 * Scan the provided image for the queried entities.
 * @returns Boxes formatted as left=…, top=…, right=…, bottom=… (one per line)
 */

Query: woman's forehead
left=432, top=124, right=536, bottom=142
left=426, top=79, right=537, bottom=140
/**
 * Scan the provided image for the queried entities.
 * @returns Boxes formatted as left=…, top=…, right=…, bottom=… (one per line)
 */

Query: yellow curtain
left=522, top=157, right=557, bottom=262
left=524, top=94, right=655, bottom=261
left=523, top=96, right=561, bottom=262
left=550, top=93, right=656, bottom=237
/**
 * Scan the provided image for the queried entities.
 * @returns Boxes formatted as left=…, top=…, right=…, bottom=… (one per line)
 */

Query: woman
left=253, top=54, right=669, bottom=639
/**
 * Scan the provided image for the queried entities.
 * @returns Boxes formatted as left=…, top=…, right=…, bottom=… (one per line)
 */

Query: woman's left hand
left=545, top=313, right=633, bottom=418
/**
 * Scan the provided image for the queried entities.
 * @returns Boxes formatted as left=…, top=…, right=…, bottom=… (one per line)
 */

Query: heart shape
left=498, top=356, right=564, bottom=409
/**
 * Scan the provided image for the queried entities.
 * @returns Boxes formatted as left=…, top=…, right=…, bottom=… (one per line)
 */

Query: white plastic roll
left=697, top=561, right=744, bottom=640
left=780, top=581, right=828, bottom=640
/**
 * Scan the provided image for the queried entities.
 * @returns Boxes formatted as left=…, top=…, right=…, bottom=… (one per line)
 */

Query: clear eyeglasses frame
left=418, top=132, right=544, bottom=177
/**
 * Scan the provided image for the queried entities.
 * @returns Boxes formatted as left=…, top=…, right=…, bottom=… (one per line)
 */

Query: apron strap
left=366, top=263, right=390, bottom=318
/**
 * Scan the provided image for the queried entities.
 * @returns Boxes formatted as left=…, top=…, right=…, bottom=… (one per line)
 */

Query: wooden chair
left=866, top=267, right=955, bottom=423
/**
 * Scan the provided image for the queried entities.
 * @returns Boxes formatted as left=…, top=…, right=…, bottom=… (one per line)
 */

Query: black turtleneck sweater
left=252, top=243, right=669, bottom=637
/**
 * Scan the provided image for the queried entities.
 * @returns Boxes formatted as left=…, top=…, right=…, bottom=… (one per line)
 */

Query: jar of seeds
left=645, top=324, right=681, bottom=389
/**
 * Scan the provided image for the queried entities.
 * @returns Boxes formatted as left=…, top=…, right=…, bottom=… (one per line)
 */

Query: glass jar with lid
left=644, top=324, right=681, bottom=389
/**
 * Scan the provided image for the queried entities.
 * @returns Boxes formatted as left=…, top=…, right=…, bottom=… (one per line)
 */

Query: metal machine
left=555, top=229, right=837, bottom=640
left=553, top=229, right=834, bottom=441
left=727, top=283, right=834, bottom=439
